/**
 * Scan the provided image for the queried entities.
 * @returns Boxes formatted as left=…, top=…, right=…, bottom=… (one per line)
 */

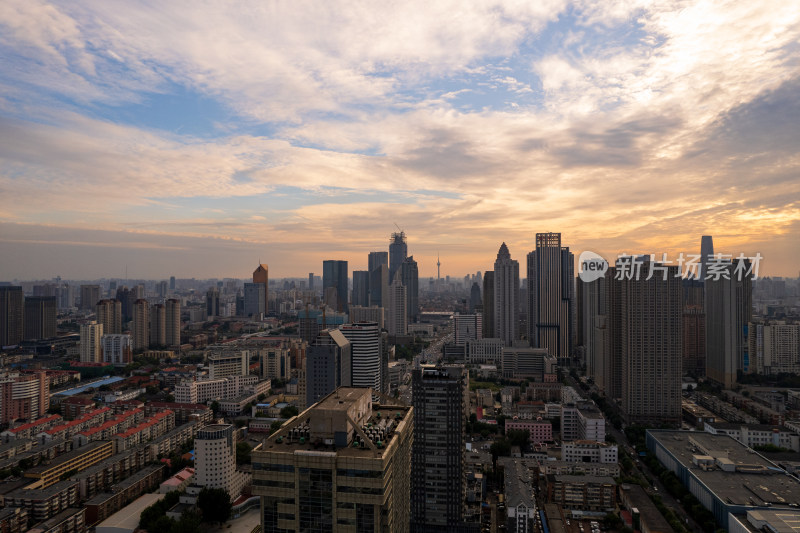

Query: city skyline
left=1, top=2, right=799, bottom=279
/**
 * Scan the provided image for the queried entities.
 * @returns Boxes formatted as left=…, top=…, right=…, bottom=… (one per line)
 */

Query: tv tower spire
left=437, top=252, right=441, bottom=281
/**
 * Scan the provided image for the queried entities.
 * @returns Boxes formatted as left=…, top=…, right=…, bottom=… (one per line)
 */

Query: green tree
left=210, top=401, right=220, bottom=416
left=173, top=510, right=202, bottom=533
left=270, top=420, right=284, bottom=435
left=198, top=487, right=232, bottom=525
left=236, top=441, right=252, bottom=465
left=280, top=405, right=299, bottom=419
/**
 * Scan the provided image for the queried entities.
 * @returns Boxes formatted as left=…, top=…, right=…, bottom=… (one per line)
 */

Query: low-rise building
left=505, top=419, right=553, bottom=445
left=545, top=474, right=616, bottom=512
left=24, top=441, right=114, bottom=488
left=27, top=506, right=85, bottom=533
left=704, top=421, right=800, bottom=452
left=561, top=440, right=618, bottom=464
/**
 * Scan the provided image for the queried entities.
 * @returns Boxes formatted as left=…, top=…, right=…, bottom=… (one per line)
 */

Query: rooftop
left=27, top=441, right=110, bottom=474
left=96, top=493, right=164, bottom=530
left=502, top=459, right=535, bottom=509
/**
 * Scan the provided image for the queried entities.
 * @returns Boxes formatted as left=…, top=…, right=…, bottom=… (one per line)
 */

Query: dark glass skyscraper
left=352, top=270, right=370, bottom=308
left=401, top=256, right=419, bottom=324
left=389, top=231, right=407, bottom=283
left=323, top=260, right=349, bottom=313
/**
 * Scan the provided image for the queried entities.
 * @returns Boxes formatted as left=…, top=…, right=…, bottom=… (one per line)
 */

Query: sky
left=1, top=0, right=799, bottom=280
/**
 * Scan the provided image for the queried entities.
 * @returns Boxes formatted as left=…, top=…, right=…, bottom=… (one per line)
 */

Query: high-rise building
left=388, top=279, right=407, bottom=336
left=206, top=287, right=220, bottom=318
left=116, top=286, right=134, bottom=322
left=243, top=282, right=266, bottom=318
left=578, top=275, right=609, bottom=393
left=453, top=313, right=482, bottom=346
left=368, top=251, right=388, bottom=273
left=23, top=296, right=56, bottom=341
left=253, top=388, right=413, bottom=533
left=411, top=366, right=468, bottom=531
left=165, top=298, right=181, bottom=347
left=749, top=322, right=800, bottom=375
left=260, top=347, right=290, bottom=381
left=482, top=272, right=495, bottom=339
left=305, top=329, right=351, bottom=406
left=323, top=260, right=349, bottom=313
left=253, top=264, right=269, bottom=316
left=308, top=272, right=314, bottom=291
left=96, top=298, right=122, bottom=335
left=603, top=267, right=623, bottom=399
left=150, top=303, right=166, bottom=347
left=527, top=232, right=575, bottom=366
left=340, top=322, right=381, bottom=390
left=101, top=334, right=133, bottom=366
left=1, top=286, right=24, bottom=347
left=369, top=264, right=389, bottom=308
left=352, top=271, right=370, bottom=308
left=169, top=276, right=176, bottom=290
left=80, top=321, right=104, bottom=362
left=79, top=284, right=101, bottom=311
left=705, top=261, right=752, bottom=388
left=401, top=256, right=419, bottom=324
left=389, top=231, right=408, bottom=283
left=0, top=371, right=49, bottom=423
left=349, top=305, right=385, bottom=330
left=699, top=235, right=715, bottom=281
left=469, top=282, right=481, bottom=312
left=683, top=306, right=706, bottom=377
left=156, top=280, right=168, bottom=298
left=132, top=299, right=149, bottom=351
left=194, top=424, right=247, bottom=498
left=494, top=243, right=519, bottom=347
left=617, top=259, right=682, bottom=423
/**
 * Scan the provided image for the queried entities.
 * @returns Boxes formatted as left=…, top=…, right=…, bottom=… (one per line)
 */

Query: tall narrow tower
left=389, top=231, right=408, bottom=283
left=253, top=263, right=269, bottom=317
left=437, top=253, right=441, bottom=282
left=494, top=243, right=520, bottom=346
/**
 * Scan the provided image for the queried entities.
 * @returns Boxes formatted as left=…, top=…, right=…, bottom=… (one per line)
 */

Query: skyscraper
left=527, top=232, right=575, bottom=365
left=150, top=303, right=166, bottom=347
left=411, top=365, right=468, bottom=531
left=0, top=371, right=49, bottom=423
left=308, top=272, right=314, bottom=291
left=23, top=296, right=56, bottom=341
left=340, top=322, right=381, bottom=390
left=369, top=264, right=389, bottom=308
left=705, top=261, right=752, bottom=388
left=101, top=334, right=133, bottom=366
left=389, top=231, right=408, bottom=283
left=699, top=235, right=715, bottom=281
left=469, top=282, right=481, bottom=312
left=323, top=260, right=349, bottom=313
left=80, top=321, right=104, bottom=362
left=482, top=272, right=495, bottom=339
left=388, top=279, right=407, bottom=336
left=578, top=276, right=610, bottom=394
left=96, top=298, right=122, bottom=335
left=80, top=284, right=101, bottom=311
left=0, top=286, right=25, bottom=348
left=352, top=270, right=370, bottom=308
left=206, top=287, right=220, bottom=318
left=305, top=329, right=351, bottom=406
left=132, top=299, right=149, bottom=351
left=253, top=388, right=413, bottom=533
left=368, top=251, right=388, bottom=273
left=253, top=263, right=269, bottom=316
left=401, top=256, right=419, bottom=324
left=194, top=424, right=248, bottom=498
left=243, top=282, right=266, bottom=318
left=617, top=258, right=682, bottom=424
left=165, top=298, right=181, bottom=347
left=493, top=243, right=519, bottom=346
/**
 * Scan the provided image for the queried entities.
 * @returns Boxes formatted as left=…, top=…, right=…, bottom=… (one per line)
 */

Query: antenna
left=394, top=222, right=403, bottom=232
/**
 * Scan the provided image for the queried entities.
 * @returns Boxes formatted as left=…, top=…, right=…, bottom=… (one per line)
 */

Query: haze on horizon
left=1, top=1, right=799, bottom=280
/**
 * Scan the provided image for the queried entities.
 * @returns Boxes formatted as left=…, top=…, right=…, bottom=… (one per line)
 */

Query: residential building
left=149, top=303, right=166, bottom=347
left=388, top=279, right=407, bottom=336
left=545, top=475, right=616, bottom=511
left=100, top=334, right=132, bottom=366
left=503, top=459, right=536, bottom=533
left=79, top=321, right=103, bottom=363
left=0, top=286, right=24, bottom=347
left=95, top=299, right=122, bottom=335
left=24, top=296, right=57, bottom=341
left=0, top=371, right=49, bottom=424
left=482, top=272, right=494, bottom=339
left=493, top=243, right=519, bottom=346
left=260, top=346, right=290, bottom=381
left=132, top=299, right=149, bottom=351
left=79, top=285, right=100, bottom=311
left=749, top=322, right=800, bottom=375
left=165, top=298, right=181, bottom=347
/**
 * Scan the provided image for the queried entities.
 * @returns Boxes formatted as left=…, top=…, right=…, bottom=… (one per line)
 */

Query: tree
left=210, top=401, right=220, bottom=416
left=270, top=420, right=284, bottom=435
left=173, top=510, right=202, bottom=533
left=280, top=405, right=299, bottom=419
left=236, top=441, right=252, bottom=465
left=198, top=487, right=232, bottom=525
left=506, top=429, right=530, bottom=450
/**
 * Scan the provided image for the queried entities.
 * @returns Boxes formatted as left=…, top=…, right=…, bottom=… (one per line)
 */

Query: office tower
left=482, top=272, right=495, bottom=339
left=322, top=260, right=349, bottom=313
left=101, top=334, right=133, bottom=366
left=340, top=322, right=381, bottom=390
left=96, top=298, right=122, bottom=335
left=305, top=329, right=351, bottom=406
left=207, top=349, right=249, bottom=378
left=2, top=287, right=25, bottom=346
left=150, top=303, right=166, bottom=347
left=243, top=282, right=266, bottom=318
left=368, top=251, right=388, bottom=273
left=116, top=286, right=133, bottom=322
left=206, top=287, right=220, bottom=318
left=23, top=296, right=56, bottom=341
left=618, top=259, right=682, bottom=423
left=349, top=305, right=385, bottom=330
left=156, top=280, right=168, bottom=298
left=469, top=282, right=481, bottom=312
left=195, top=424, right=247, bottom=498
left=80, top=284, right=101, bottom=311
left=253, top=263, right=269, bottom=316
left=527, top=232, right=575, bottom=366
left=401, top=256, right=420, bottom=324
left=389, top=231, right=408, bottom=283
left=132, top=299, right=149, bottom=351
left=705, top=261, right=752, bottom=388
left=578, top=275, right=610, bottom=393
left=80, top=321, right=104, bottom=362
left=165, top=298, right=181, bottom=347
left=453, top=313, right=482, bottom=346
left=388, top=279, right=407, bottom=336
left=169, top=276, right=176, bottom=290
left=253, top=388, right=413, bottom=533
left=494, top=243, right=519, bottom=347
left=308, top=272, right=314, bottom=291
left=260, top=347, right=290, bottom=381
left=369, top=264, right=389, bottom=308
left=352, top=270, right=370, bottom=308
left=411, top=365, right=467, bottom=531
left=0, top=371, right=49, bottom=423
left=683, top=306, right=706, bottom=376
left=699, top=235, right=715, bottom=281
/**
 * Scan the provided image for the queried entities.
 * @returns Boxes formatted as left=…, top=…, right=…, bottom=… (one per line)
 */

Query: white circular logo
left=578, top=251, right=608, bottom=282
